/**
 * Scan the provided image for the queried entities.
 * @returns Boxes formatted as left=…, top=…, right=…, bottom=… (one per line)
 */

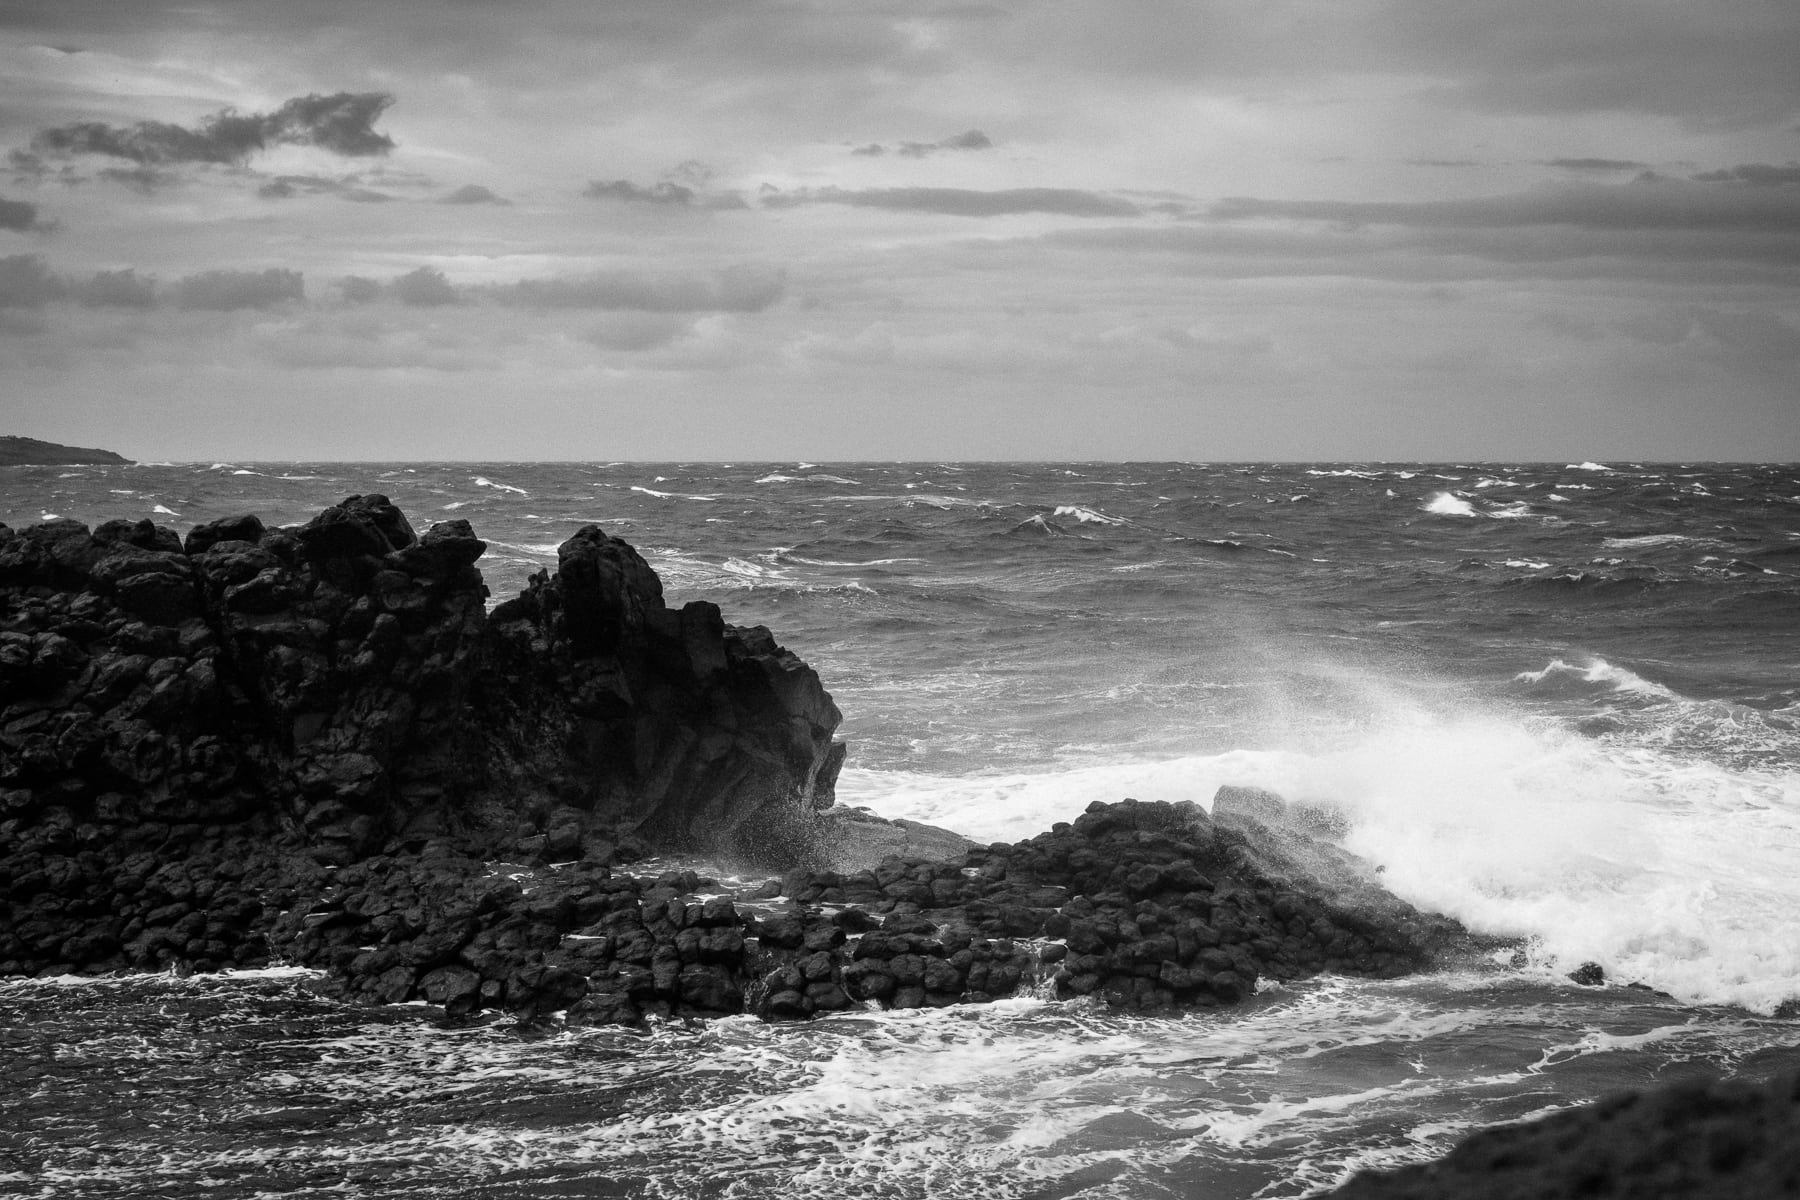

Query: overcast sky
left=2, top=0, right=1797, bottom=461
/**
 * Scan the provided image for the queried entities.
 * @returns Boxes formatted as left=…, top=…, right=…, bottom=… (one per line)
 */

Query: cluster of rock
left=1, top=496, right=1492, bottom=1025
left=251, top=790, right=1480, bottom=1026
left=0, top=497, right=842, bottom=979
left=1325, top=1070, right=1800, bottom=1199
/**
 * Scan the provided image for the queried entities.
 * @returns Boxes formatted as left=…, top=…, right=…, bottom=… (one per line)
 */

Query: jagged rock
left=0, top=498, right=847, bottom=977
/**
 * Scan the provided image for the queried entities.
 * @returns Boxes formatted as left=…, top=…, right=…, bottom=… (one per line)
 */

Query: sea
left=3, top=460, right=1798, bottom=1199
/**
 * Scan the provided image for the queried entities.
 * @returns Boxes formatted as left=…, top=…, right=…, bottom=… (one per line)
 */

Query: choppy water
left=5, top=460, right=1799, bottom=1197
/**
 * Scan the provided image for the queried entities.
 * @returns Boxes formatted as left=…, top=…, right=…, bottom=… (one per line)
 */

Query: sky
left=0, top=0, right=1797, bottom=461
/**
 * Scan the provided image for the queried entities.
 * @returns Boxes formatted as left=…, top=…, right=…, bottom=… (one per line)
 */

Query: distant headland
left=0, top=436, right=131, bottom=467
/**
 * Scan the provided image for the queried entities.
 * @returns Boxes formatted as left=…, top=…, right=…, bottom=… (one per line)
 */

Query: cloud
left=72, top=268, right=155, bottom=308
left=583, top=179, right=695, bottom=205
left=391, top=267, right=459, bottom=307
left=1547, top=158, right=1652, bottom=172
left=0, top=257, right=161, bottom=309
left=0, top=195, right=43, bottom=232
left=583, top=311, right=697, bottom=351
left=1205, top=178, right=1800, bottom=233
left=1617, top=304, right=1800, bottom=363
left=257, top=174, right=394, bottom=202
left=0, top=254, right=63, bottom=307
left=442, top=184, right=508, bottom=205
left=497, top=265, right=785, bottom=312
left=852, top=129, right=995, bottom=158
left=174, top=268, right=304, bottom=310
left=337, top=276, right=381, bottom=303
left=1691, top=163, right=1800, bottom=187
left=25, top=92, right=396, bottom=166
left=762, top=185, right=1140, bottom=218
left=97, top=165, right=183, bottom=194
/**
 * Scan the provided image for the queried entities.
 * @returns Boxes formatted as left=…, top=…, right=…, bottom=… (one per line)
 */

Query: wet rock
left=1324, top=1070, right=1800, bottom=1200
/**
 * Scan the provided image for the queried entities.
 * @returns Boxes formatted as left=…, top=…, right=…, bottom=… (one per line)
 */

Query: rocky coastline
left=3, top=497, right=1793, bottom=1195
left=1, top=496, right=1482, bottom=1019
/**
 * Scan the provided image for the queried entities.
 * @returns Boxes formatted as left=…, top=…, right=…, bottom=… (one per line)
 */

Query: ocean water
left=4, top=460, right=1799, bottom=1198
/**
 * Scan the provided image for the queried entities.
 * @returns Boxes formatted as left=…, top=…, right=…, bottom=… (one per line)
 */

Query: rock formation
left=2, top=497, right=1494, bottom=1024
left=0, top=497, right=842, bottom=981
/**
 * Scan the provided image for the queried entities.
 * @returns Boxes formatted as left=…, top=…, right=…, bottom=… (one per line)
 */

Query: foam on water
left=848, top=675, right=1800, bottom=1014
left=1422, top=492, right=1477, bottom=517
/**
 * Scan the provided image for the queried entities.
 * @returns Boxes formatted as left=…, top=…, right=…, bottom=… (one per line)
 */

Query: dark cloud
left=0, top=256, right=160, bottom=308
left=391, top=267, right=459, bottom=307
left=1691, top=163, right=1800, bottom=187
left=72, top=268, right=156, bottom=308
left=498, top=265, right=785, bottom=312
left=1205, top=178, right=1800, bottom=233
left=257, top=175, right=394, bottom=202
left=1547, top=158, right=1652, bottom=172
left=0, top=254, right=64, bottom=306
left=583, top=179, right=695, bottom=205
left=26, top=92, right=395, bottom=167
left=174, top=268, right=304, bottom=310
left=762, top=185, right=1139, bottom=218
left=0, top=195, right=43, bottom=232
left=898, top=129, right=994, bottom=158
left=1617, top=304, right=1800, bottom=362
left=442, top=184, right=508, bottom=205
left=97, top=165, right=182, bottom=194
left=339, top=276, right=382, bottom=303
left=584, top=312, right=696, bottom=351
left=856, top=129, right=995, bottom=159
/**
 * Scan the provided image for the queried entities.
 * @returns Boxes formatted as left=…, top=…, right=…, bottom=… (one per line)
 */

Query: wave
left=842, top=701, right=1800, bottom=1013
left=1051, top=505, right=1127, bottom=526
left=1512, top=656, right=1676, bottom=702
left=1423, top=492, right=1536, bottom=520
left=631, top=486, right=718, bottom=501
left=756, top=473, right=862, bottom=485
left=473, top=476, right=529, bottom=496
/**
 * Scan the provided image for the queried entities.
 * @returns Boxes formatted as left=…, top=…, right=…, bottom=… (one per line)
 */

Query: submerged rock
left=1324, top=1070, right=1800, bottom=1199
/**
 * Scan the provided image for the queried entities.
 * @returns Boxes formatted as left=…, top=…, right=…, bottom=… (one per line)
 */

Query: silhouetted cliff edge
left=0, top=436, right=130, bottom=466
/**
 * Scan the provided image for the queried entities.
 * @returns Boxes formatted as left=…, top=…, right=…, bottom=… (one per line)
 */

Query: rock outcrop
left=1324, top=1070, right=1800, bottom=1199
left=2, top=498, right=1493, bottom=1026
left=0, top=498, right=843, bottom=980
left=264, top=792, right=1486, bottom=1025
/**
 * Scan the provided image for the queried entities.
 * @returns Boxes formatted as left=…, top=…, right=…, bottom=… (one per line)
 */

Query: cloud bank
left=23, top=92, right=396, bottom=167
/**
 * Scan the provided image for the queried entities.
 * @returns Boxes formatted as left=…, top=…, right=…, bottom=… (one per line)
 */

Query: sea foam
left=844, top=687, right=1800, bottom=1014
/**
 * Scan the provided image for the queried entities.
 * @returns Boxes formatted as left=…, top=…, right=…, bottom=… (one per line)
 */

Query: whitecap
left=1568, top=461, right=1614, bottom=472
left=1600, top=533, right=1703, bottom=551
left=152, top=504, right=179, bottom=516
left=473, top=476, right=529, bottom=496
left=1051, top=505, right=1126, bottom=526
left=1421, top=492, right=1477, bottom=517
left=632, top=486, right=718, bottom=501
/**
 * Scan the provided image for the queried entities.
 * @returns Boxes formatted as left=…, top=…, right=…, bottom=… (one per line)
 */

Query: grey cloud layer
left=3, top=255, right=785, bottom=320
left=1206, top=178, right=1800, bottom=233
left=0, top=196, right=43, bottom=231
left=22, top=92, right=396, bottom=167
left=763, top=186, right=1140, bottom=218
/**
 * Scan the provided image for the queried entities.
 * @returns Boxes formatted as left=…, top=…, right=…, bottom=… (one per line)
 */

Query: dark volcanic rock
left=1323, top=1070, right=1800, bottom=1199
left=0, top=497, right=1489, bottom=1037
left=0, top=498, right=845, bottom=980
